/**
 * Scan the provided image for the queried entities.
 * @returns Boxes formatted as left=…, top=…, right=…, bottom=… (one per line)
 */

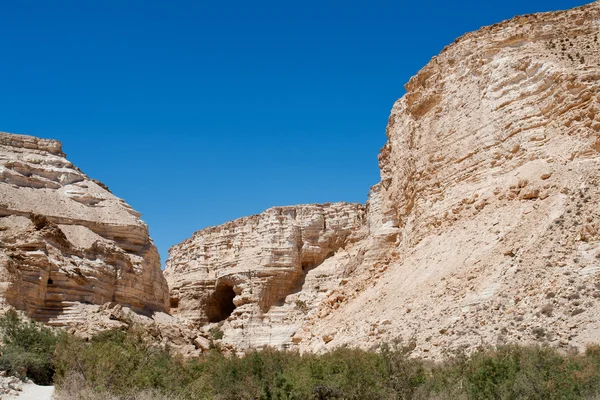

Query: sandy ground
left=4, top=383, right=54, bottom=400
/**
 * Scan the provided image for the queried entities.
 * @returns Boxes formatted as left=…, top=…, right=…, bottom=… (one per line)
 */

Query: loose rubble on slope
left=0, top=372, right=27, bottom=397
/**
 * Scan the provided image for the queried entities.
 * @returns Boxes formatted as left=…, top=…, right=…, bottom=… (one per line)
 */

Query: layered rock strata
left=0, top=132, right=169, bottom=325
left=294, top=1, right=600, bottom=357
left=165, top=203, right=366, bottom=348
left=167, top=2, right=600, bottom=358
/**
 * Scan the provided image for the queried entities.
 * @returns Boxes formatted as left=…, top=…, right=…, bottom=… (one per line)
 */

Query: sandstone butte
left=3, top=1, right=600, bottom=359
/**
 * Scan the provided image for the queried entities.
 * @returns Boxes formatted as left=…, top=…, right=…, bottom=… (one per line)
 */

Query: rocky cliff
left=166, top=1, right=600, bottom=358
left=0, top=132, right=169, bottom=325
left=165, top=203, right=365, bottom=348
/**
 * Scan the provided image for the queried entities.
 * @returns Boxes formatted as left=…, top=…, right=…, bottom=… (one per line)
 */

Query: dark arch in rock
left=206, top=282, right=236, bottom=323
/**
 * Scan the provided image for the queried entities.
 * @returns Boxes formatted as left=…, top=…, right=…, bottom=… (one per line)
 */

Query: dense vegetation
left=0, top=310, right=60, bottom=385
left=2, top=311, right=600, bottom=399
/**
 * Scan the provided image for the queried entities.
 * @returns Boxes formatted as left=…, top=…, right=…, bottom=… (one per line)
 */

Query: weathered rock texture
left=165, top=203, right=366, bottom=348
left=166, top=2, right=600, bottom=358
left=0, top=132, right=169, bottom=325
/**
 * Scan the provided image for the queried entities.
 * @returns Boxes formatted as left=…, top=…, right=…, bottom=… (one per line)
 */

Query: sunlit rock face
left=164, top=203, right=366, bottom=348
left=167, top=2, right=600, bottom=358
left=0, top=132, right=169, bottom=325
left=293, top=1, right=600, bottom=358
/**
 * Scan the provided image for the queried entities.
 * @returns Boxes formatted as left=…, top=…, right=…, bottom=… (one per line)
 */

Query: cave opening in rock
left=170, top=297, right=180, bottom=309
left=47, top=277, right=53, bottom=285
left=301, top=262, right=315, bottom=272
left=206, top=282, right=236, bottom=323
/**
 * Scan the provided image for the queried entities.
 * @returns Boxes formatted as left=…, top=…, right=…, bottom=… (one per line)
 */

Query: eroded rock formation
left=295, top=1, right=600, bottom=357
left=0, top=132, right=169, bottom=325
left=166, top=2, right=600, bottom=358
left=165, top=203, right=366, bottom=348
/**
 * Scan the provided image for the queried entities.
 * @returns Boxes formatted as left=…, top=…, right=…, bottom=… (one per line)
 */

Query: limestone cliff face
left=0, top=132, right=169, bottom=324
left=295, top=1, right=600, bottom=357
left=377, top=0, right=600, bottom=249
left=165, top=203, right=365, bottom=348
left=166, top=2, right=600, bottom=357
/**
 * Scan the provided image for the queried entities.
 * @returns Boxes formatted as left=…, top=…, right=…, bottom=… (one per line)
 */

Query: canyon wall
left=0, top=132, right=169, bottom=325
left=294, top=1, right=600, bottom=357
left=166, top=1, right=600, bottom=358
left=165, top=203, right=365, bottom=348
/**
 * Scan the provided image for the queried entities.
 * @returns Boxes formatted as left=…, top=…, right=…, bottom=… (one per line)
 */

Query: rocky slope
left=166, top=1, right=600, bottom=358
left=0, top=132, right=169, bottom=325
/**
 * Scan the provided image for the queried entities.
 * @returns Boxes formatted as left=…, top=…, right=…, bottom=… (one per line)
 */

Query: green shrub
left=209, top=326, right=224, bottom=340
left=455, top=345, right=600, bottom=400
left=380, top=341, right=428, bottom=399
left=0, top=309, right=61, bottom=385
left=3, top=311, right=600, bottom=400
left=52, top=334, right=600, bottom=400
left=53, top=327, right=192, bottom=398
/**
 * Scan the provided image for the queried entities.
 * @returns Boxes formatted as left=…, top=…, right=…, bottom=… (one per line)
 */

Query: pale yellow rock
left=322, top=332, right=335, bottom=344
left=296, top=1, right=600, bottom=358
left=0, top=132, right=169, bottom=324
left=164, top=203, right=366, bottom=349
left=166, top=2, right=600, bottom=358
left=194, top=336, right=211, bottom=351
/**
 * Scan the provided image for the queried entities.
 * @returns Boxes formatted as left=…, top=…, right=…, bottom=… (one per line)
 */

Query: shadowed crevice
left=206, top=282, right=236, bottom=323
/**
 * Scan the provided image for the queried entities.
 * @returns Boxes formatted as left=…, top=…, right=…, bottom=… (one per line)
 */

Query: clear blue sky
left=1, top=0, right=590, bottom=266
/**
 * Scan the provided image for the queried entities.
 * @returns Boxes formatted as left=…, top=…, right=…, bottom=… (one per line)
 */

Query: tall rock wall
left=165, top=203, right=365, bottom=348
left=0, top=132, right=169, bottom=325
left=294, top=1, right=600, bottom=357
left=166, top=2, right=600, bottom=358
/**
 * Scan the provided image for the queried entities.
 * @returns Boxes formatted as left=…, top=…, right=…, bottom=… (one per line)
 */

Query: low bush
left=55, top=336, right=600, bottom=400
left=2, top=312, right=600, bottom=399
left=53, top=327, right=191, bottom=398
left=0, top=309, right=61, bottom=385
